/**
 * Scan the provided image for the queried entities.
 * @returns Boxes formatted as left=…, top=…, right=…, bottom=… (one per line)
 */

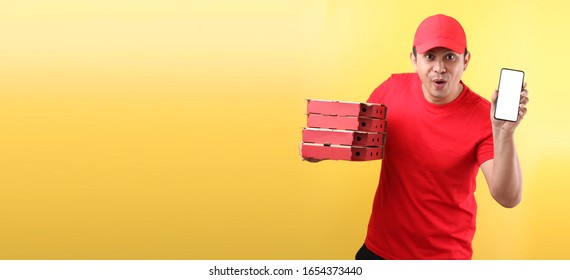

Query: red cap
left=413, top=14, right=466, bottom=54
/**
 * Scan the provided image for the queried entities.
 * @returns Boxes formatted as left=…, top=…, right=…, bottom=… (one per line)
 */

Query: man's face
left=411, top=47, right=470, bottom=104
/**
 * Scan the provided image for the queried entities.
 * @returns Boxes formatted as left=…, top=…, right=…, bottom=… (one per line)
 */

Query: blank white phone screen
left=495, top=69, right=524, bottom=122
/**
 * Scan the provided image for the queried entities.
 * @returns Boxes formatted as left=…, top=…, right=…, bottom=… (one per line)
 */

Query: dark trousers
left=355, top=243, right=385, bottom=260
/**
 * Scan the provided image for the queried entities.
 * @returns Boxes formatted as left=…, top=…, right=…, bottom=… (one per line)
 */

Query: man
left=352, top=14, right=529, bottom=259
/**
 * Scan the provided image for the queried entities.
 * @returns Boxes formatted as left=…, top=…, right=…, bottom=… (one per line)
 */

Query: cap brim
left=415, top=39, right=465, bottom=54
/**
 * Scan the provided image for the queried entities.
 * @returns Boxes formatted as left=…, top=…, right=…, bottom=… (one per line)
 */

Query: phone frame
left=494, top=68, right=525, bottom=122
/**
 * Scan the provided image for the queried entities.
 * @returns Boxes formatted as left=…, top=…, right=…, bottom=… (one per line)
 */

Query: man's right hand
left=303, top=157, right=323, bottom=163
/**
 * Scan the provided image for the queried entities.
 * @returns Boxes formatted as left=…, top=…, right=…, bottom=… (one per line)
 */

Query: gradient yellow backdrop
left=0, top=0, right=568, bottom=259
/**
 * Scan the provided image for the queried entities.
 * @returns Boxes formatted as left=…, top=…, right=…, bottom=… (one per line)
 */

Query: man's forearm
left=490, top=128, right=522, bottom=208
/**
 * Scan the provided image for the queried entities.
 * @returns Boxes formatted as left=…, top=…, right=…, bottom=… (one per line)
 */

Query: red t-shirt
left=365, top=73, right=494, bottom=259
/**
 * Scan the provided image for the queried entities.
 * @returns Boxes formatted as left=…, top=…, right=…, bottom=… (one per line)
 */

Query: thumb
left=490, top=89, right=498, bottom=117
left=490, top=90, right=498, bottom=108
left=491, top=89, right=498, bottom=104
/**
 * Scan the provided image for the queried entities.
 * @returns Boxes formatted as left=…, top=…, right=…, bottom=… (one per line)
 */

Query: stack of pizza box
left=301, top=99, right=387, bottom=161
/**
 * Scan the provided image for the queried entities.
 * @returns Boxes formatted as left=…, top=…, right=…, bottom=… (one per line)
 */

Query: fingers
left=521, top=87, right=529, bottom=97
left=520, top=95, right=529, bottom=106
left=518, top=106, right=528, bottom=119
left=491, top=82, right=529, bottom=123
left=520, top=87, right=529, bottom=106
left=518, top=87, right=529, bottom=119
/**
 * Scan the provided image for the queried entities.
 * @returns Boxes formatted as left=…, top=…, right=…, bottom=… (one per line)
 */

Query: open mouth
left=432, top=79, right=447, bottom=88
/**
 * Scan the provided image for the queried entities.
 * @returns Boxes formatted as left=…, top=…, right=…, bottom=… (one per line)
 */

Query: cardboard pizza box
left=302, top=127, right=385, bottom=147
left=307, top=114, right=387, bottom=133
left=301, top=143, right=384, bottom=161
left=307, top=99, right=387, bottom=119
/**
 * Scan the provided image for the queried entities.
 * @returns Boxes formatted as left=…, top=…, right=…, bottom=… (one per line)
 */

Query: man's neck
left=423, top=82, right=464, bottom=105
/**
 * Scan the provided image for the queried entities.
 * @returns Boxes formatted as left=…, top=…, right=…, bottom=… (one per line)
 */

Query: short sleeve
left=367, top=76, right=393, bottom=103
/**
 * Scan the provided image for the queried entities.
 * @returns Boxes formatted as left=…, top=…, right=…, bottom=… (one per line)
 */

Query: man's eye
left=424, top=54, right=434, bottom=60
left=446, top=54, right=456, bottom=60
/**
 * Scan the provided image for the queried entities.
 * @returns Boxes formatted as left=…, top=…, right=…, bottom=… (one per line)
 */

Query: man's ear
left=464, top=52, right=471, bottom=71
left=410, top=52, right=417, bottom=71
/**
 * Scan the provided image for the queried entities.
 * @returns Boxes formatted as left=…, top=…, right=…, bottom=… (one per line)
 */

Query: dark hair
left=412, top=46, right=468, bottom=58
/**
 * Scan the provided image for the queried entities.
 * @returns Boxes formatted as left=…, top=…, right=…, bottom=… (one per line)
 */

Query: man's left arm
left=481, top=83, right=529, bottom=208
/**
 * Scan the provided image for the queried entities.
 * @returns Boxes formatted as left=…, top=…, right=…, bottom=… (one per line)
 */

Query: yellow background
left=0, top=0, right=568, bottom=259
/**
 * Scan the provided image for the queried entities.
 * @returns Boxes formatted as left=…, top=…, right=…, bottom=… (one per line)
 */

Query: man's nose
left=433, top=59, right=446, bottom=73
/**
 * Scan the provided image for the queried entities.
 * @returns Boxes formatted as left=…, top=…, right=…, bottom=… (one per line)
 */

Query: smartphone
left=494, top=68, right=525, bottom=122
